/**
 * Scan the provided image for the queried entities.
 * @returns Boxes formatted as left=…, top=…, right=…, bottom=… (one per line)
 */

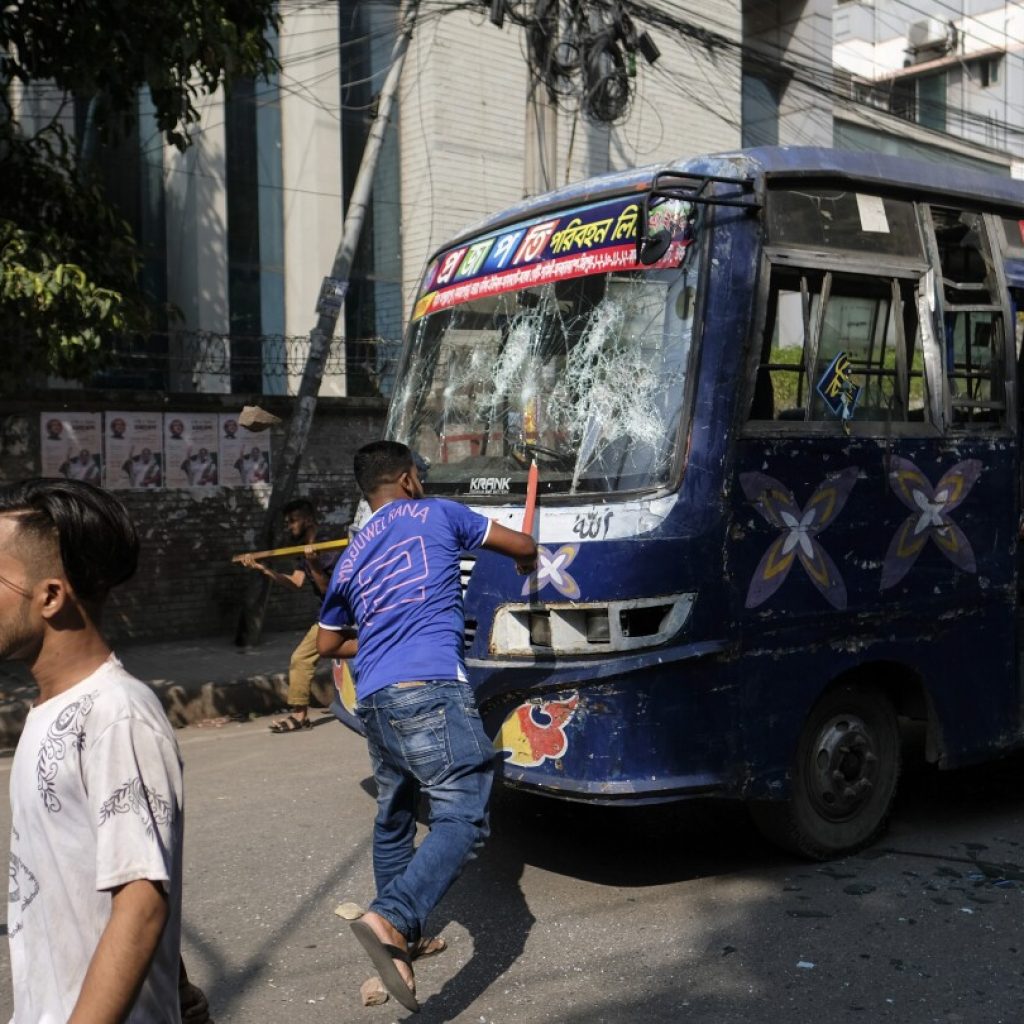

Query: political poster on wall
left=164, top=413, right=219, bottom=488
left=104, top=412, right=164, bottom=490
left=219, top=414, right=272, bottom=487
left=40, top=413, right=103, bottom=484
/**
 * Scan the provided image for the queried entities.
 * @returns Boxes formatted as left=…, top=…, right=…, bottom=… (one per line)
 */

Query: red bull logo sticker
left=332, top=659, right=357, bottom=714
left=494, top=692, right=580, bottom=768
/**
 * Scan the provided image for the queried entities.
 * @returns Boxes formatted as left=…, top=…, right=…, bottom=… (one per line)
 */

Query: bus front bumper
left=473, top=640, right=751, bottom=803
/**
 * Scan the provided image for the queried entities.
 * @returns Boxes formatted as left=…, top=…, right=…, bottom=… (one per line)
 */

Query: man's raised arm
left=239, top=553, right=306, bottom=591
left=482, top=522, right=537, bottom=575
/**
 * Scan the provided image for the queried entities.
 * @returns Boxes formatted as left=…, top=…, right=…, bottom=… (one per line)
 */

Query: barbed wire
left=92, top=331, right=403, bottom=396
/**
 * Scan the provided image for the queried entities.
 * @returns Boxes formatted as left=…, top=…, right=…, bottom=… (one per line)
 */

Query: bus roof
left=442, top=145, right=1024, bottom=258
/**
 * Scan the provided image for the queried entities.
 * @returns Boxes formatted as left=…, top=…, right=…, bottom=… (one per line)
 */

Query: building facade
left=10, top=1, right=742, bottom=399
left=833, top=0, right=1024, bottom=176
left=13, top=2, right=1024, bottom=403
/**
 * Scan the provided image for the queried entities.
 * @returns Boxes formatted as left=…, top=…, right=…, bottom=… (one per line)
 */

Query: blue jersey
left=318, top=498, right=491, bottom=700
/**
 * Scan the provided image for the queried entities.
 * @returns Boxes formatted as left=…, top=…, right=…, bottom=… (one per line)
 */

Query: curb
left=0, top=663, right=338, bottom=752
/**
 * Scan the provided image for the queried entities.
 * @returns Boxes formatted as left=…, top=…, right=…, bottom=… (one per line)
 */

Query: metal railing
left=85, top=331, right=403, bottom=397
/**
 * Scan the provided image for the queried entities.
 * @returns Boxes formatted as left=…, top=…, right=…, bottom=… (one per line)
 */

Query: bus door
left=725, top=187, right=1018, bottom=857
left=919, top=204, right=1018, bottom=712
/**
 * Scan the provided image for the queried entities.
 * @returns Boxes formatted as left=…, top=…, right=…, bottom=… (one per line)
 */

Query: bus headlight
left=491, top=593, right=695, bottom=656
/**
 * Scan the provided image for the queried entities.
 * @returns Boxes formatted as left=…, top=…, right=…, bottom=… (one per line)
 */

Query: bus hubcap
left=809, top=714, right=878, bottom=820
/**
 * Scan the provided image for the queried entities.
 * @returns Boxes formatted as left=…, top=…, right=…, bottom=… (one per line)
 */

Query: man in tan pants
left=241, top=499, right=340, bottom=732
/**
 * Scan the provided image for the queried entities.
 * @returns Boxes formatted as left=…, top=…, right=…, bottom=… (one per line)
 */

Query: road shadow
left=342, top=738, right=1024, bottom=1022
left=349, top=774, right=535, bottom=1022
left=403, top=784, right=793, bottom=1022
left=182, top=835, right=375, bottom=1019
left=415, top=813, right=535, bottom=1022
left=487, top=784, right=789, bottom=886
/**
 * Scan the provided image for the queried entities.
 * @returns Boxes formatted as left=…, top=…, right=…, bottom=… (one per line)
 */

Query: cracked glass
left=387, top=258, right=698, bottom=497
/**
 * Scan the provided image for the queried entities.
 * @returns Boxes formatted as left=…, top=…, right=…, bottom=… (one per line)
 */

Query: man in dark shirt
left=317, top=441, right=536, bottom=1011
left=240, top=498, right=340, bottom=731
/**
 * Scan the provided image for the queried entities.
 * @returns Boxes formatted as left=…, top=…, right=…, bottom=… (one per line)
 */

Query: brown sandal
left=269, top=714, right=311, bottom=733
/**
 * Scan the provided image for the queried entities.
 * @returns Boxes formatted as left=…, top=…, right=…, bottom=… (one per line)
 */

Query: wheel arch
left=825, top=658, right=942, bottom=764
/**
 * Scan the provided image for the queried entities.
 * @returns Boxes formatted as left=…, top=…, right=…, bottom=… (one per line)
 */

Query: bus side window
left=747, top=267, right=923, bottom=425
left=930, top=207, right=1007, bottom=428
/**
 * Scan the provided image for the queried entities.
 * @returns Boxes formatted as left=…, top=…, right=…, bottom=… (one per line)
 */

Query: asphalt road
left=3, top=715, right=1024, bottom=1023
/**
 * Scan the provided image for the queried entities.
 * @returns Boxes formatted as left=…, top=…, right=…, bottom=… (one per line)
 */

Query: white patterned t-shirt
left=8, top=656, right=184, bottom=1023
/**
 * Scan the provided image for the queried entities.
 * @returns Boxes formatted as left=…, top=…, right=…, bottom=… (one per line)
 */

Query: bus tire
left=750, top=683, right=901, bottom=860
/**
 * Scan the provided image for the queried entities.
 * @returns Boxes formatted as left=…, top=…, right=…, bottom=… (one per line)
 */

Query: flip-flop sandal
left=349, top=919, right=419, bottom=1013
left=179, top=979, right=212, bottom=1021
left=269, top=715, right=311, bottom=733
left=410, top=936, right=446, bottom=960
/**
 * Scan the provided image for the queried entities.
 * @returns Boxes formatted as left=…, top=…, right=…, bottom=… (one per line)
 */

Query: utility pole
left=237, top=0, right=421, bottom=646
left=524, top=0, right=559, bottom=196
left=583, top=6, right=610, bottom=179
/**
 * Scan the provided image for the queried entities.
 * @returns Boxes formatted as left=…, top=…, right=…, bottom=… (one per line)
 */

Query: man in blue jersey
left=317, top=440, right=536, bottom=1012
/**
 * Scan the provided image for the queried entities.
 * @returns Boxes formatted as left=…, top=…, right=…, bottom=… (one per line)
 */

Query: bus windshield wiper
left=510, top=441, right=576, bottom=472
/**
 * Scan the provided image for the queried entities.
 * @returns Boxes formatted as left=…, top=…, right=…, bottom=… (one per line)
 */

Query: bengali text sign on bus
left=412, top=197, right=690, bottom=320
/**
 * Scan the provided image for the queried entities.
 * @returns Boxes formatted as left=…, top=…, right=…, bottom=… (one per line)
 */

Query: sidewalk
left=0, top=630, right=338, bottom=751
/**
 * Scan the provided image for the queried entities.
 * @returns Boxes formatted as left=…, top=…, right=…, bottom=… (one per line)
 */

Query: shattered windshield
left=387, top=194, right=699, bottom=498
left=388, top=251, right=699, bottom=498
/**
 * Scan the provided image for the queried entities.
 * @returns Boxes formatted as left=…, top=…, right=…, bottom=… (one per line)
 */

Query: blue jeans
left=355, top=679, right=495, bottom=943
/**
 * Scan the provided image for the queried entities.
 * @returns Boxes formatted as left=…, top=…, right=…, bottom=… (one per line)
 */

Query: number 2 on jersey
left=357, top=537, right=429, bottom=622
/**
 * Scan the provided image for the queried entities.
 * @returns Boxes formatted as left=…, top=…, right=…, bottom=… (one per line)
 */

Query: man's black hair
left=282, top=498, right=316, bottom=519
left=0, top=479, right=139, bottom=602
left=354, top=441, right=414, bottom=496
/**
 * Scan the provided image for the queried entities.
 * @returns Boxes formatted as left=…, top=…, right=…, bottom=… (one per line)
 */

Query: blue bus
left=334, top=146, right=1024, bottom=859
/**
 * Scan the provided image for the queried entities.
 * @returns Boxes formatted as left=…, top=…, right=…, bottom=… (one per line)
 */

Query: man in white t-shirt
left=0, top=478, right=184, bottom=1023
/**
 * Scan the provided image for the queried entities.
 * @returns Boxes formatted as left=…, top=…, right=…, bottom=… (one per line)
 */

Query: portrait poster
left=219, top=414, right=272, bottom=488
left=40, top=412, right=102, bottom=485
left=104, top=411, right=164, bottom=490
left=164, top=413, right=219, bottom=488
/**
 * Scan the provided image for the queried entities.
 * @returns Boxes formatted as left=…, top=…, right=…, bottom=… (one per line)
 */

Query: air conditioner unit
left=908, top=18, right=952, bottom=52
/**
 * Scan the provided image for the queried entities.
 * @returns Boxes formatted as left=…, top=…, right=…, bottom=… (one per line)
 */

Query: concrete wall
left=0, top=395, right=386, bottom=644
left=744, top=0, right=834, bottom=148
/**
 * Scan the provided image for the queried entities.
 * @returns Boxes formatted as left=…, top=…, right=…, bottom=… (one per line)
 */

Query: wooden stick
left=522, top=459, right=538, bottom=535
left=231, top=538, right=349, bottom=563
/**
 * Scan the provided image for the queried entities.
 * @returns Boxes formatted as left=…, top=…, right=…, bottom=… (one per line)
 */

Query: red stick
left=522, top=459, right=538, bottom=535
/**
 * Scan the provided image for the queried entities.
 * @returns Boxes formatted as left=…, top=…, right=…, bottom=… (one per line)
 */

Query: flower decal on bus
left=521, top=544, right=581, bottom=600
left=741, top=467, right=859, bottom=610
left=881, top=456, right=981, bottom=589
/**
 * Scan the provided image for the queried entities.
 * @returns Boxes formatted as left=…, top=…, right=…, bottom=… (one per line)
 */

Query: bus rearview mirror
left=638, top=229, right=671, bottom=266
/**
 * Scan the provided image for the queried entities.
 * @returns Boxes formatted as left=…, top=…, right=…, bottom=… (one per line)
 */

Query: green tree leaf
left=0, top=0, right=279, bottom=389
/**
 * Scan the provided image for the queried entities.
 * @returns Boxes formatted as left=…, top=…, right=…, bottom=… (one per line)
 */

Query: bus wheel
left=750, top=683, right=901, bottom=860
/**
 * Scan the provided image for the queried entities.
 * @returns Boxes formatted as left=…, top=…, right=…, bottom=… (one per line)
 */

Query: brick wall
left=0, top=392, right=386, bottom=643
